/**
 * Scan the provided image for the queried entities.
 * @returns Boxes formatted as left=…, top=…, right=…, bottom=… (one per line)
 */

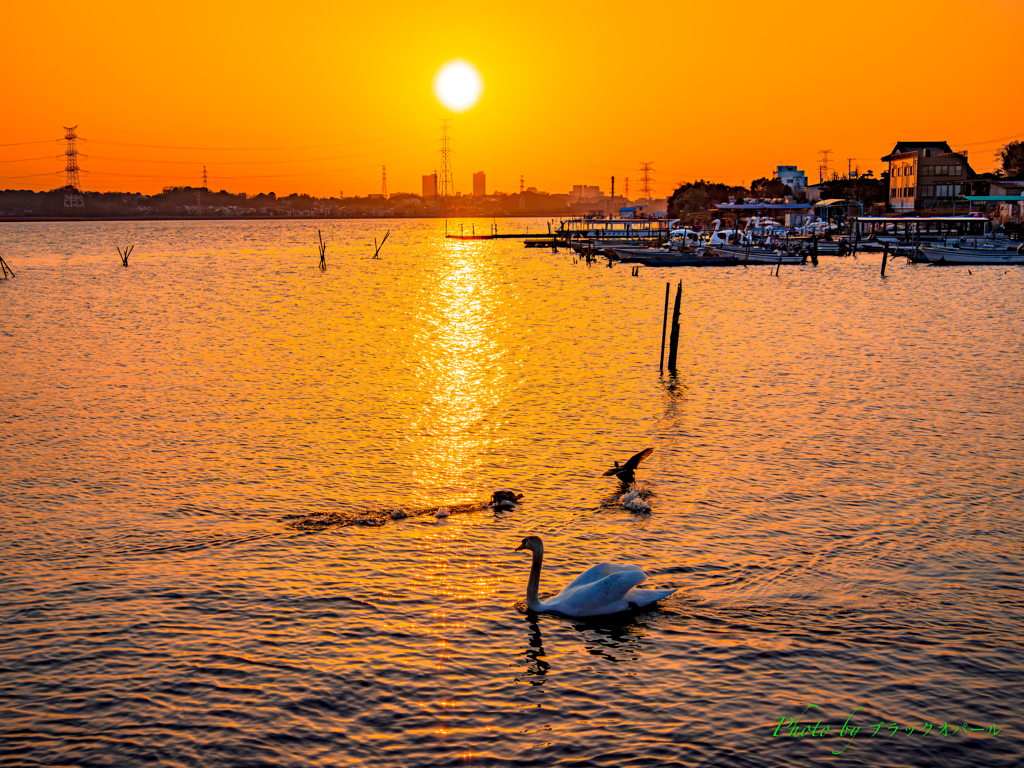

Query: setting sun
left=433, top=59, right=482, bottom=113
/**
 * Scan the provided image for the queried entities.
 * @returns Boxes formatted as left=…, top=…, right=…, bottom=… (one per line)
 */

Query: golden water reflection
left=406, top=241, right=516, bottom=494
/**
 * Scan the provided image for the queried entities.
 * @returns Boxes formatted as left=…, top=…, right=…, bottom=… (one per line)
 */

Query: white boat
left=705, top=245, right=806, bottom=265
left=912, top=245, right=1024, bottom=265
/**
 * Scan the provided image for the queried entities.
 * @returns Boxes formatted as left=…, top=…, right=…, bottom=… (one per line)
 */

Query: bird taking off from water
left=602, top=447, right=654, bottom=484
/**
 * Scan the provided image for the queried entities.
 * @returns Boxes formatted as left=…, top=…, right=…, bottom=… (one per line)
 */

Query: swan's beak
left=514, top=543, right=525, bottom=551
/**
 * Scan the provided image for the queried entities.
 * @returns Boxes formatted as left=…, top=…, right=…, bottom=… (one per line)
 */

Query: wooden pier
left=445, top=233, right=553, bottom=240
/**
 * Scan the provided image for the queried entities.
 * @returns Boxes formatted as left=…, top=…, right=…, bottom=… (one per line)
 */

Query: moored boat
left=704, top=245, right=806, bottom=265
left=609, top=246, right=737, bottom=266
left=911, top=245, right=1024, bottom=266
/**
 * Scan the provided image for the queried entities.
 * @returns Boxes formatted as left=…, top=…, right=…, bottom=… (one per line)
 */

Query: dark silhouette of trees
left=668, top=179, right=749, bottom=217
left=749, top=177, right=793, bottom=198
left=998, top=141, right=1024, bottom=178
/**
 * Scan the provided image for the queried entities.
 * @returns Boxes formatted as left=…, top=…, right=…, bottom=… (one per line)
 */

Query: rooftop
left=881, top=141, right=953, bottom=161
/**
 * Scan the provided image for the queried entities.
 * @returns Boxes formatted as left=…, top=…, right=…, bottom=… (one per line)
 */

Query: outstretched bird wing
left=621, top=447, right=654, bottom=472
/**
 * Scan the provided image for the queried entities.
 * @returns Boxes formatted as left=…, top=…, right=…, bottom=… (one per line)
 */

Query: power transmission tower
left=624, top=177, right=629, bottom=199
left=519, top=174, right=525, bottom=210
left=381, top=165, right=388, bottom=199
left=639, top=162, right=654, bottom=201
left=818, top=149, right=832, bottom=183
left=439, top=120, right=454, bottom=215
left=63, top=126, right=85, bottom=208
left=198, top=165, right=207, bottom=216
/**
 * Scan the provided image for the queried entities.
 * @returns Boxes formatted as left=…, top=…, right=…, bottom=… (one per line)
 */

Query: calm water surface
left=1, top=219, right=1022, bottom=767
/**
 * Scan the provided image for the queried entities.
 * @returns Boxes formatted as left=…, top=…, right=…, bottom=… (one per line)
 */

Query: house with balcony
left=881, top=141, right=976, bottom=212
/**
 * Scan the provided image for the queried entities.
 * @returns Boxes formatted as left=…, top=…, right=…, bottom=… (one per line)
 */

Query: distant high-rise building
left=473, top=171, right=486, bottom=197
left=571, top=184, right=604, bottom=201
left=422, top=173, right=437, bottom=200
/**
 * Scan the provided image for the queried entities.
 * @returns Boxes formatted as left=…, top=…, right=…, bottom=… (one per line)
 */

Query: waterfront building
left=775, top=166, right=807, bottom=191
left=881, top=141, right=976, bottom=212
left=473, top=171, right=486, bottom=197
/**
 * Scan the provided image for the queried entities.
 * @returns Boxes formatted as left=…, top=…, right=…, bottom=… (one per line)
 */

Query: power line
left=953, top=130, right=1024, bottom=148
left=73, top=140, right=435, bottom=166
left=0, top=140, right=57, bottom=148
left=0, top=155, right=59, bottom=164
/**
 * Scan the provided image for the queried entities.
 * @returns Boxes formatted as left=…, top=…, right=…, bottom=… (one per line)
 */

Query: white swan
left=515, top=536, right=677, bottom=617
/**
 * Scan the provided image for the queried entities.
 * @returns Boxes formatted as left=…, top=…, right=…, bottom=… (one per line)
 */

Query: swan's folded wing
left=551, top=569, right=649, bottom=616
left=562, top=562, right=644, bottom=592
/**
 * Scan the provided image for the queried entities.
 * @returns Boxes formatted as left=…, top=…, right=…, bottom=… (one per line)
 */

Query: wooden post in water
left=658, top=284, right=669, bottom=374
left=373, top=229, right=390, bottom=259
left=0, top=254, right=14, bottom=278
left=881, top=243, right=889, bottom=278
left=666, top=280, right=682, bottom=374
left=317, top=230, right=327, bottom=270
left=811, top=234, right=818, bottom=266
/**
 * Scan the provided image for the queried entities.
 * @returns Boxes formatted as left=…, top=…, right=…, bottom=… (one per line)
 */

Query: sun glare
left=433, top=60, right=483, bottom=113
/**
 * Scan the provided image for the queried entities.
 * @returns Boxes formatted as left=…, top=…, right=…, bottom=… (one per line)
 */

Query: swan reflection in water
left=514, top=609, right=655, bottom=686
left=515, top=616, right=550, bottom=686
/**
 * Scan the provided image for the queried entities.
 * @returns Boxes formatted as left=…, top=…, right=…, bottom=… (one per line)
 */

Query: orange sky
left=3, top=0, right=1022, bottom=198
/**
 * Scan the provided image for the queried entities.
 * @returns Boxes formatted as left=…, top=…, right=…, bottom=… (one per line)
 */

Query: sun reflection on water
left=406, top=241, right=515, bottom=494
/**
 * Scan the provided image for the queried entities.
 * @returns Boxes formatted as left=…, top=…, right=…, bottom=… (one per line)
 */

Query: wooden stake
left=373, top=230, right=390, bottom=259
left=881, top=243, right=888, bottom=278
left=667, top=280, right=682, bottom=374
left=659, top=282, right=669, bottom=374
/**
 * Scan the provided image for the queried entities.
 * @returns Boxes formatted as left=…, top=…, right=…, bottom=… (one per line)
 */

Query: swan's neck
left=526, top=547, right=545, bottom=612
